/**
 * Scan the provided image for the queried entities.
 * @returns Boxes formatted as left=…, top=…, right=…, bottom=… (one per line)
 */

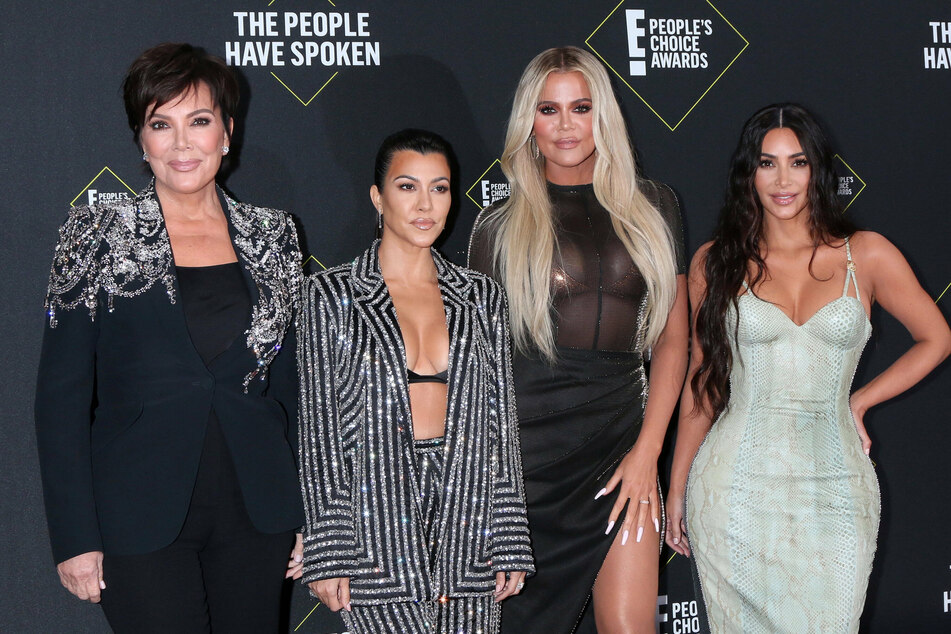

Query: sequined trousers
left=342, top=437, right=501, bottom=634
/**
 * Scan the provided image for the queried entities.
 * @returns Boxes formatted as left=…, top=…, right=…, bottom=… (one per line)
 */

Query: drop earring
left=377, top=210, right=383, bottom=233
left=530, top=134, right=540, bottom=160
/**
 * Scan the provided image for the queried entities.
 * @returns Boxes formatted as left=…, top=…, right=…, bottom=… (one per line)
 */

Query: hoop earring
left=530, top=134, right=540, bottom=160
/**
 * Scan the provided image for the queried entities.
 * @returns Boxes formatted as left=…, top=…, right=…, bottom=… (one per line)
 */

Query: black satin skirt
left=502, top=347, right=646, bottom=634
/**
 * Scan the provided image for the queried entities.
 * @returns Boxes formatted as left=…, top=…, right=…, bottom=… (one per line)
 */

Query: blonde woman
left=469, top=47, right=688, bottom=633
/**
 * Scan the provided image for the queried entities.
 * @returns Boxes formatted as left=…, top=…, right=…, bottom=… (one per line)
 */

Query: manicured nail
left=346, top=602, right=352, bottom=612
left=604, top=520, right=615, bottom=535
left=594, top=487, right=607, bottom=500
left=636, top=526, right=644, bottom=543
left=99, top=580, right=106, bottom=590
left=865, top=447, right=870, bottom=456
left=654, top=518, right=660, bottom=533
left=295, top=554, right=302, bottom=562
left=673, top=536, right=680, bottom=545
left=621, top=529, right=629, bottom=545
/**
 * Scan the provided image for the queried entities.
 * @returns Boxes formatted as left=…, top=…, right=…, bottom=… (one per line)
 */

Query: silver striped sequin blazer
left=298, top=243, right=534, bottom=603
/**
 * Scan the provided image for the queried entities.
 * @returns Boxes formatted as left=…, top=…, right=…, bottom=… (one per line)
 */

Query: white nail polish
left=673, top=536, right=679, bottom=545
left=636, top=526, right=643, bottom=543
left=594, top=487, right=607, bottom=500
left=654, top=518, right=660, bottom=533
left=604, top=520, right=615, bottom=535
left=621, top=529, right=629, bottom=545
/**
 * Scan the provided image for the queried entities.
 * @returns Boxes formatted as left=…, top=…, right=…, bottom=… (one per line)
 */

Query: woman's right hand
left=57, top=551, right=105, bottom=602
left=309, top=577, right=352, bottom=612
left=665, top=491, right=691, bottom=557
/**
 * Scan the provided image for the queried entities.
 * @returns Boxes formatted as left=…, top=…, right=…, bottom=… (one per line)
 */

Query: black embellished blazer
left=298, top=244, right=534, bottom=603
left=35, top=182, right=304, bottom=564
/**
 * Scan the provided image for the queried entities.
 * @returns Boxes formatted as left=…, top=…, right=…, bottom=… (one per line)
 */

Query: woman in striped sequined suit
left=298, top=129, right=534, bottom=633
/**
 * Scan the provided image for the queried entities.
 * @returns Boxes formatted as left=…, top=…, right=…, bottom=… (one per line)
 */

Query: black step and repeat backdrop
left=2, top=1, right=949, bottom=632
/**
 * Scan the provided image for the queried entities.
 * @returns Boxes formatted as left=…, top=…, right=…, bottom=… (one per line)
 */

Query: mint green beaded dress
left=686, top=240, right=880, bottom=633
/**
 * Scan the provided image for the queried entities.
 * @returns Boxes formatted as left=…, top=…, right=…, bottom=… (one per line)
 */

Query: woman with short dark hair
left=36, top=43, right=304, bottom=632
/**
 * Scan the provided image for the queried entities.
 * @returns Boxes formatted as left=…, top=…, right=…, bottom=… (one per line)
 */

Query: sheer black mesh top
left=469, top=180, right=685, bottom=352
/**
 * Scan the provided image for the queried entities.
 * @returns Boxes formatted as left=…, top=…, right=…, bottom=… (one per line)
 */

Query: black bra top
left=407, top=368, right=449, bottom=385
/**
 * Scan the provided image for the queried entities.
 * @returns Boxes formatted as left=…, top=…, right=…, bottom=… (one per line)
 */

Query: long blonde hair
left=480, top=46, right=678, bottom=361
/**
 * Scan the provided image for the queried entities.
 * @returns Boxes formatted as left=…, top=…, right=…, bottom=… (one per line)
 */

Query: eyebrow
left=392, top=175, right=450, bottom=184
left=536, top=97, right=592, bottom=106
left=149, top=108, right=216, bottom=119
left=760, top=151, right=807, bottom=158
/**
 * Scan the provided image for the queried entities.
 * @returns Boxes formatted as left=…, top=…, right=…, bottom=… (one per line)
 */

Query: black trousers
left=100, top=416, right=296, bottom=633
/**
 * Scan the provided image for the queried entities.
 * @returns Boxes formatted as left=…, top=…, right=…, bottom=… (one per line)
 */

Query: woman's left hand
left=596, top=443, right=659, bottom=546
left=494, top=571, right=527, bottom=602
left=849, top=393, right=872, bottom=456
left=286, top=533, right=304, bottom=579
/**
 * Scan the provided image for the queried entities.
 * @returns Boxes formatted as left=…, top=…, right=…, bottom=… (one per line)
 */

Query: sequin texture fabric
left=44, top=180, right=302, bottom=388
left=298, top=243, right=534, bottom=605
left=686, top=240, right=880, bottom=633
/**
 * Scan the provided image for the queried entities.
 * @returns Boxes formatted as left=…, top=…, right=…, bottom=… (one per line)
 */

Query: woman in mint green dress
left=665, top=104, right=951, bottom=633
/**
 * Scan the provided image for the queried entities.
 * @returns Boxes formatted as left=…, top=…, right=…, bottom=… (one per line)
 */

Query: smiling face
left=754, top=127, right=812, bottom=224
left=532, top=71, right=597, bottom=185
left=140, top=82, right=231, bottom=198
left=370, top=150, right=451, bottom=251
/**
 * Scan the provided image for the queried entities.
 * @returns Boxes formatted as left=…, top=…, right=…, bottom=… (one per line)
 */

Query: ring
left=638, top=499, right=650, bottom=504
left=516, top=582, right=524, bottom=590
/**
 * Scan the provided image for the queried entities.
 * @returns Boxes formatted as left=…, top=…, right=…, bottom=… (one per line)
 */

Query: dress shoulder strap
left=842, top=237, right=861, bottom=301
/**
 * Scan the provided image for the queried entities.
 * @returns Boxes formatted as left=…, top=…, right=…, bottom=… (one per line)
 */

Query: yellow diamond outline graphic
left=833, top=154, right=867, bottom=212
left=263, top=0, right=342, bottom=104
left=935, top=282, right=949, bottom=304
left=303, top=254, right=328, bottom=270
left=585, top=0, right=749, bottom=132
left=271, top=70, right=339, bottom=107
left=70, top=167, right=137, bottom=207
left=466, top=159, right=504, bottom=209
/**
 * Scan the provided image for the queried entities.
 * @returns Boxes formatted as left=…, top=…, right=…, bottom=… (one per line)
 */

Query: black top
left=469, top=180, right=686, bottom=352
left=176, top=262, right=252, bottom=365
left=407, top=367, right=449, bottom=384
left=176, top=262, right=253, bottom=505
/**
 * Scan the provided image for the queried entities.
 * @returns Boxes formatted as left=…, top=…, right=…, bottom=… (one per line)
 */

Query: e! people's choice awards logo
left=71, top=167, right=137, bottom=207
left=223, top=2, right=383, bottom=105
left=467, top=160, right=510, bottom=210
left=586, top=0, right=748, bottom=130
left=833, top=156, right=866, bottom=212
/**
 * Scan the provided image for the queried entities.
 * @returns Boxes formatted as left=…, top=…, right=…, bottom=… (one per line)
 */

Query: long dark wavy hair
left=692, top=103, right=858, bottom=419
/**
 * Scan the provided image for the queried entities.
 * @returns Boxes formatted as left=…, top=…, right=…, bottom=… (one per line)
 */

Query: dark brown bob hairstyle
left=122, top=43, right=239, bottom=146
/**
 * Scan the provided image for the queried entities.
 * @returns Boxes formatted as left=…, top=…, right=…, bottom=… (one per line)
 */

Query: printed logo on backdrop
left=925, top=21, right=951, bottom=69
left=833, top=155, right=866, bottom=212
left=466, top=160, right=510, bottom=209
left=70, top=167, right=136, bottom=207
left=658, top=552, right=706, bottom=633
left=944, top=562, right=951, bottom=615
left=585, top=1, right=748, bottom=131
left=224, top=1, right=382, bottom=105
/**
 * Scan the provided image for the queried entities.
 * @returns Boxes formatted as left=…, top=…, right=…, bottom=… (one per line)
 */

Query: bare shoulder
left=689, top=241, right=715, bottom=276
left=849, top=230, right=907, bottom=270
